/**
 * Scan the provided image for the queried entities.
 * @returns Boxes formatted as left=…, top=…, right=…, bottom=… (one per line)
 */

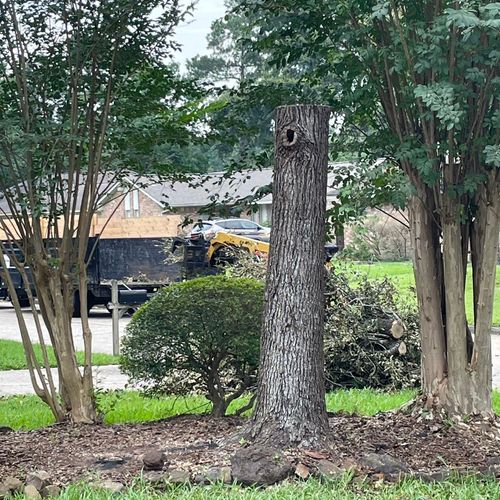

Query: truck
left=0, top=237, right=179, bottom=316
left=1, top=233, right=338, bottom=315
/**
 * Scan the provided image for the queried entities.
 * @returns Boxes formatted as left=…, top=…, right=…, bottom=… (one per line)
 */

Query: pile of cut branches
left=324, top=268, right=420, bottom=390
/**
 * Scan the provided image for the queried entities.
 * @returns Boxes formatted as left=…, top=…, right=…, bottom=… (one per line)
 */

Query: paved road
left=0, top=302, right=499, bottom=395
left=0, top=365, right=130, bottom=397
left=0, top=302, right=131, bottom=355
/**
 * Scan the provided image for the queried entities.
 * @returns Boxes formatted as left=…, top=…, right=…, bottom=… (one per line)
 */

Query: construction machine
left=172, top=231, right=338, bottom=276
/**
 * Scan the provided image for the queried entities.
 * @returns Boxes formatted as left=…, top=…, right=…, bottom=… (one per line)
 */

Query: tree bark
left=247, top=105, right=331, bottom=447
left=408, top=173, right=497, bottom=416
left=407, top=191, right=448, bottom=406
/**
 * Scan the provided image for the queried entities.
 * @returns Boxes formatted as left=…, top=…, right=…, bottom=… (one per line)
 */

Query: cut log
left=371, top=318, right=405, bottom=339
left=398, top=341, right=407, bottom=355
left=390, top=320, right=405, bottom=339
left=386, top=341, right=407, bottom=357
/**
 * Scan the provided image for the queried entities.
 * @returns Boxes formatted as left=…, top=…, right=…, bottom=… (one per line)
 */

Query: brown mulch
left=0, top=412, right=499, bottom=485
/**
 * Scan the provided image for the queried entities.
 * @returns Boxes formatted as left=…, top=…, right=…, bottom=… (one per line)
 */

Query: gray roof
left=141, top=168, right=275, bottom=208
left=0, top=173, right=117, bottom=216
left=0, top=164, right=346, bottom=216
left=137, top=163, right=345, bottom=209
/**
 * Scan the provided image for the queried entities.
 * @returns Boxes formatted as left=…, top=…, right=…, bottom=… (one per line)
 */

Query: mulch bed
left=1, top=412, right=499, bottom=486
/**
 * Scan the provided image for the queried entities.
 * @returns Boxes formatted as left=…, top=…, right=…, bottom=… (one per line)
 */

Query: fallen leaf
left=295, top=463, right=310, bottom=479
left=303, top=450, right=328, bottom=460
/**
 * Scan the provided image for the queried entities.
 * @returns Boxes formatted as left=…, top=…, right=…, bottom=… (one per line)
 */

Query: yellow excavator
left=172, top=231, right=338, bottom=276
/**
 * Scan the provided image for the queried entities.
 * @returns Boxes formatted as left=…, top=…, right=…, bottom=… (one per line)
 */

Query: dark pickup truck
left=0, top=237, right=180, bottom=316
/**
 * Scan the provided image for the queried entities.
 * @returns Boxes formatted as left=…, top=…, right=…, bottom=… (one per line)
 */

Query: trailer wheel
left=73, top=292, right=95, bottom=318
left=10, top=290, right=30, bottom=308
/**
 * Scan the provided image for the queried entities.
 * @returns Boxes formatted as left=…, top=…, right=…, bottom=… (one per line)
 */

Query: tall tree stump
left=248, top=104, right=331, bottom=447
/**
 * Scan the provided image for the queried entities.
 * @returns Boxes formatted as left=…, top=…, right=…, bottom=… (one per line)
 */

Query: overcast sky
left=173, top=0, right=227, bottom=66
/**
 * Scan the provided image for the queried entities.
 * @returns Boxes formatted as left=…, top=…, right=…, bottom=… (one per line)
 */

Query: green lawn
left=2, top=389, right=500, bottom=431
left=58, top=475, right=500, bottom=499
left=0, top=338, right=118, bottom=371
left=350, top=261, right=500, bottom=327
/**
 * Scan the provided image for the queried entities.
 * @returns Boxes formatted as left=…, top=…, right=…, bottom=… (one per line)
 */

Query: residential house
left=0, top=165, right=345, bottom=240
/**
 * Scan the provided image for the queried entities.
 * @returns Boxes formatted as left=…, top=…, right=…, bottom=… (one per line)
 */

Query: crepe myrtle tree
left=237, top=0, right=500, bottom=416
left=0, top=0, right=199, bottom=423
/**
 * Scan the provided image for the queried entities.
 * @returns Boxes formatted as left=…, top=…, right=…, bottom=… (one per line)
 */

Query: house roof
left=0, top=163, right=346, bottom=216
left=135, top=163, right=345, bottom=209
left=141, top=168, right=275, bottom=208
left=0, top=173, right=117, bottom=216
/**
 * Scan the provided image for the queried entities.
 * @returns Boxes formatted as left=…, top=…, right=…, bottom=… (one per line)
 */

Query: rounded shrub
left=120, top=275, right=264, bottom=416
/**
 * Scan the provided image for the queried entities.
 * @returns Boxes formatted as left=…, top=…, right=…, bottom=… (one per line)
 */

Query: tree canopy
left=235, top=0, right=500, bottom=416
left=0, top=0, right=204, bottom=423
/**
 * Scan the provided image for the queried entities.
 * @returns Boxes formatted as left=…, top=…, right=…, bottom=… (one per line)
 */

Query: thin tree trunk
left=468, top=172, right=499, bottom=415
left=442, top=207, right=469, bottom=413
left=247, top=105, right=330, bottom=447
left=407, top=192, right=447, bottom=404
left=36, top=269, right=97, bottom=423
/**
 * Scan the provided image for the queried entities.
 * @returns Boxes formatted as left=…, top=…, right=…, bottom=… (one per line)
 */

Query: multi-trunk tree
left=237, top=0, right=499, bottom=416
left=0, top=0, right=198, bottom=422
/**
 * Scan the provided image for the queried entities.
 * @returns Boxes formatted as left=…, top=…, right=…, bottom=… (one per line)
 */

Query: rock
left=41, top=485, right=61, bottom=498
left=204, top=466, right=232, bottom=484
left=143, top=470, right=166, bottom=485
left=360, top=453, right=409, bottom=475
left=24, top=484, right=42, bottom=499
left=193, top=473, right=207, bottom=485
left=0, top=426, right=13, bottom=433
left=484, top=456, right=500, bottom=476
left=0, top=484, right=11, bottom=499
left=339, top=458, right=360, bottom=474
left=166, top=470, right=191, bottom=484
left=96, top=480, right=125, bottom=493
left=3, top=476, right=23, bottom=492
left=316, top=459, right=343, bottom=478
left=26, top=471, right=51, bottom=491
left=414, top=469, right=451, bottom=482
left=142, top=449, right=166, bottom=471
left=231, top=446, right=293, bottom=485
left=295, top=463, right=310, bottom=479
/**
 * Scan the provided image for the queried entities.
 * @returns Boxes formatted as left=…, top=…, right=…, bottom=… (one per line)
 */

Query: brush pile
left=324, top=268, right=420, bottom=389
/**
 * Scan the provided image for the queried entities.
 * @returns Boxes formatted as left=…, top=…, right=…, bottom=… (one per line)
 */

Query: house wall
left=95, top=190, right=184, bottom=239
left=0, top=190, right=187, bottom=240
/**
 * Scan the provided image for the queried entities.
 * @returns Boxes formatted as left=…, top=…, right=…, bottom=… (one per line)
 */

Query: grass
left=349, top=261, right=500, bottom=327
left=51, top=475, right=500, bottom=499
left=0, top=338, right=119, bottom=371
left=2, top=388, right=500, bottom=432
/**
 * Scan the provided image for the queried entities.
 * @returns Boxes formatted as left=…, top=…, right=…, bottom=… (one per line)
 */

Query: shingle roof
left=141, top=168, right=275, bottom=208
left=0, top=164, right=346, bottom=215
left=137, top=163, right=345, bottom=208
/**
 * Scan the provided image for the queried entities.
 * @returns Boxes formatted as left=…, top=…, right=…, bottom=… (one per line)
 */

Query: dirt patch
left=0, top=412, right=499, bottom=486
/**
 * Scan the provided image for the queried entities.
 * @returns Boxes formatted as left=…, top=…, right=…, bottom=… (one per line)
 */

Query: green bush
left=120, top=275, right=264, bottom=416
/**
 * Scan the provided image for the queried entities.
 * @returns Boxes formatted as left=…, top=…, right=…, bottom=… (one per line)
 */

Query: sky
left=173, top=0, right=227, bottom=66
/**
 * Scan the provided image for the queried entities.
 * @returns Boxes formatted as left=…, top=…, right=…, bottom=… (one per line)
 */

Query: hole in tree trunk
left=286, top=129, right=295, bottom=143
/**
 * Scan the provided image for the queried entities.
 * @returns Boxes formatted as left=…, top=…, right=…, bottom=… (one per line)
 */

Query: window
left=218, top=220, right=244, bottom=230
left=124, top=190, right=140, bottom=218
left=241, top=220, right=260, bottom=230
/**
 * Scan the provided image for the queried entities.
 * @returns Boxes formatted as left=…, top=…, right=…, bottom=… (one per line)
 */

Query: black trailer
left=0, top=237, right=181, bottom=315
